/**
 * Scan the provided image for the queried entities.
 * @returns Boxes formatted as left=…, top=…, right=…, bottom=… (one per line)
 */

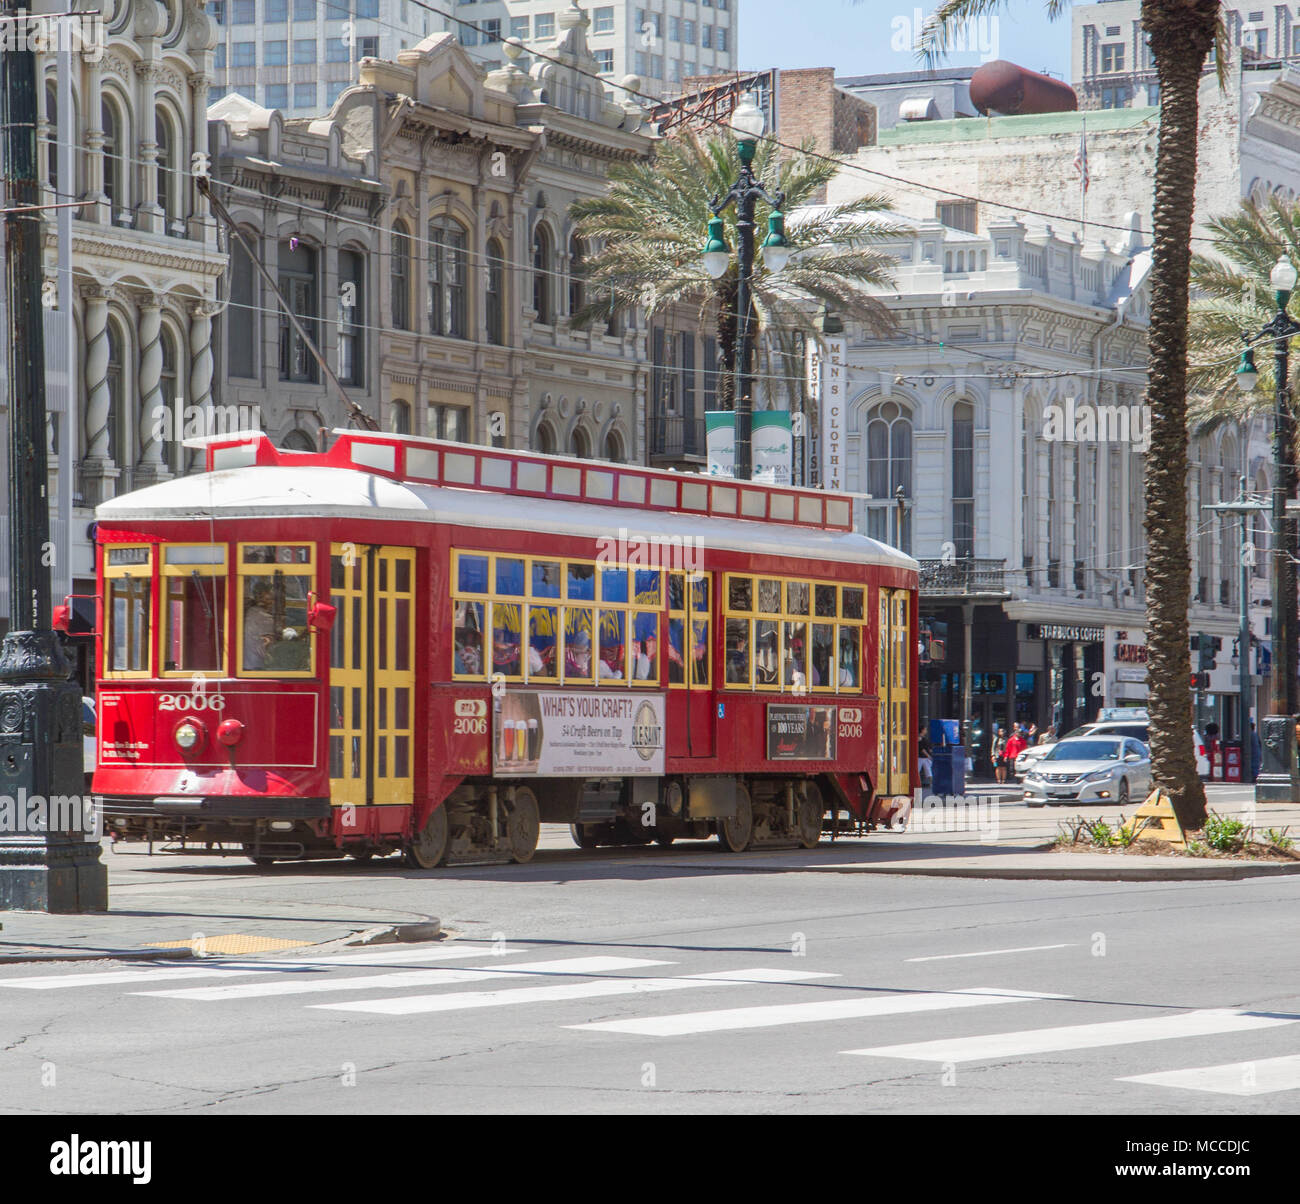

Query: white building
left=812, top=74, right=1300, bottom=749
left=1073, top=0, right=1300, bottom=109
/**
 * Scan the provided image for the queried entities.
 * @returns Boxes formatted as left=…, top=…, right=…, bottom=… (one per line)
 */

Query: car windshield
left=1042, top=739, right=1123, bottom=762
left=1058, top=725, right=1094, bottom=741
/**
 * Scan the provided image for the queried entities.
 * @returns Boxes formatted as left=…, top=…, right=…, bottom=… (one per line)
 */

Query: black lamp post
left=0, top=7, right=107, bottom=910
left=1237, top=254, right=1300, bottom=802
left=700, top=92, right=789, bottom=482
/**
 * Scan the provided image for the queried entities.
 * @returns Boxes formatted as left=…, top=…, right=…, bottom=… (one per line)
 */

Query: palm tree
left=1187, top=196, right=1300, bottom=429
left=568, top=128, right=902, bottom=413
left=916, top=0, right=1221, bottom=831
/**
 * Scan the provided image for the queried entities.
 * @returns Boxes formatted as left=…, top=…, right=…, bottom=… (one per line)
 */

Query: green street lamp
left=698, top=91, right=790, bottom=480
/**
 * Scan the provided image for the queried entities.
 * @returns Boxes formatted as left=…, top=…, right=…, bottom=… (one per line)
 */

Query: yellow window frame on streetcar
left=103, top=544, right=155, bottom=679
left=721, top=571, right=865, bottom=694
left=159, top=543, right=229, bottom=679
left=450, top=548, right=664, bottom=688
left=236, top=542, right=316, bottom=678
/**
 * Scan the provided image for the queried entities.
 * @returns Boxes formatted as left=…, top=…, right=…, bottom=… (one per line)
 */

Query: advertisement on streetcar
left=766, top=704, right=838, bottom=760
left=495, top=690, right=666, bottom=776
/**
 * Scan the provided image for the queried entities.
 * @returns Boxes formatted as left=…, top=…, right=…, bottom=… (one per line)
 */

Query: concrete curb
left=801, top=860, right=1300, bottom=882
left=0, top=917, right=442, bottom=965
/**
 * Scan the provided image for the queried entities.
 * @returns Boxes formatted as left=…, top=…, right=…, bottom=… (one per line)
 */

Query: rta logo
left=839, top=707, right=862, bottom=723
left=454, top=699, right=487, bottom=718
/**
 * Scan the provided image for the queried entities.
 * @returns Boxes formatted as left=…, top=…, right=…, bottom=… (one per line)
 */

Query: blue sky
left=738, top=0, right=1074, bottom=82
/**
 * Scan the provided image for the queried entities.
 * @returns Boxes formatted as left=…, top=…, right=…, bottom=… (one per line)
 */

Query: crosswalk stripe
left=1119, top=1054, right=1300, bottom=1096
left=0, top=966, right=272, bottom=990
left=567, top=986, right=1063, bottom=1036
left=310, top=967, right=836, bottom=1016
left=0, top=943, right=515, bottom=990
left=843, top=1009, right=1300, bottom=1062
left=133, top=956, right=674, bottom=1001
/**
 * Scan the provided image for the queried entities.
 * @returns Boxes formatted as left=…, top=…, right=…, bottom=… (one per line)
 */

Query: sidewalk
left=0, top=847, right=439, bottom=963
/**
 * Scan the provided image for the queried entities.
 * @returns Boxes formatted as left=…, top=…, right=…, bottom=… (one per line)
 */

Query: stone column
left=186, top=301, right=218, bottom=471
left=83, top=65, right=108, bottom=223
left=82, top=286, right=111, bottom=461
left=135, top=62, right=163, bottom=235
left=189, top=71, right=211, bottom=242
left=136, top=294, right=166, bottom=481
left=81, top=285, right=120, bottom=504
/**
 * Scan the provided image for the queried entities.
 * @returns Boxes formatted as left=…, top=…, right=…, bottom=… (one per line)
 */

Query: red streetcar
left=89, top=430, right=917, bottom=866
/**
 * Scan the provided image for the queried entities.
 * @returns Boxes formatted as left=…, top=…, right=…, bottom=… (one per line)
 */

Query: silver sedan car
left=1023, top=736, right=1151, bottom=807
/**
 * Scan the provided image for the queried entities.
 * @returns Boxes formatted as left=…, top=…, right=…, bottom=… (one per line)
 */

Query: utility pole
left=0, top=8, right=106, bottom=910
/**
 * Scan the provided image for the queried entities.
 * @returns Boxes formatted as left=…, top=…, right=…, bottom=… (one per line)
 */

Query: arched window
left=107, top=319, right=125, bottom=467
left=229, top=231, right=258, bottom=379
left=533, top=223, right=553, bottom=324
left=391, top=399, right=411, bottom=434
left=390, top=221, right=410, bottom=330
left=568, top=233, right=585, bottom=316
left=102, top=96, right=125, bottom=215
left=160, top=325, right=180, bottom=473
left=155, top=105, right=179, bottom=229
left=863, top=400, right=911, bottom=552
left=45, top=82, right=57, bottom=191
left=952, top=400, right=974, bottom=559
left=1046, top=434, right=1060, bottom=587
left=1021, top=405, right=1034, bottom=575
left=570, top=425, right=590, bottom=459
left=603, top=429, right=624, bottom=463
left=534, top=421, right=556, bottom=454
left=279, top=239, right=319, bottom=383
left=428, top=216, right=467, bottom=338
left=1253, top=467, right=1270, bottom=579
left=486, top=238, right=505, bottom=345
left=338, top=248, right=365, bottom=386
left=1219, top=439, right=1238, bottom=607
left=282, top=429, right=317, bottom=451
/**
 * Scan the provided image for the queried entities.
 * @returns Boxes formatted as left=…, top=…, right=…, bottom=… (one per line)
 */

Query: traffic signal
left=1193, top=634, right=1217, bottom=672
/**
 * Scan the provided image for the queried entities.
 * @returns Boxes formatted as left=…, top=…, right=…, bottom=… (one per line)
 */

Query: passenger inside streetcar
left=667, top=618, right=685, bottom=684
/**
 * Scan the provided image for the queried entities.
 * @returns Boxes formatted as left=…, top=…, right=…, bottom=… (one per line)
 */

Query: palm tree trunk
left=1142, top=0, right=1219, bottom=831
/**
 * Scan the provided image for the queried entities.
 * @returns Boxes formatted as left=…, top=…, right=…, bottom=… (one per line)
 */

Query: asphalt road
left=3, top=789, right=1299, bottom=1115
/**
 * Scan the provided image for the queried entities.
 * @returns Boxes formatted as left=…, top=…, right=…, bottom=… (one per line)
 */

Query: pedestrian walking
left=992, top=726, right=1008, bottom=784
left=1004, top=727, right=1029, bottom=780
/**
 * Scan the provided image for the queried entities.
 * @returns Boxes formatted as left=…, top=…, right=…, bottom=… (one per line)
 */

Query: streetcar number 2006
left=158, top=693, right=226, bottom=712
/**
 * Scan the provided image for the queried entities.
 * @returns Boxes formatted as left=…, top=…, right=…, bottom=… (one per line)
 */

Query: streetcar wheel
left=507, top=788, right=540, bottom=863
left=405, top=805, right=449, bottom=869
left=571, top=823, right=600, bottom=849
left=716, top=784, right=754, bottom=853
left=655, top=833, right=676, bottom=847
left=798, top=782, right=824, bottom=849
left=242, top=843, right=276, bottom=868
left=348, top=849, right=375, bottom=863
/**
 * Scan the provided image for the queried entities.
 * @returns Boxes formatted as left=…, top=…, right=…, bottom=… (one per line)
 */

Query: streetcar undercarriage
left=98, top=772, right=868, bottom=867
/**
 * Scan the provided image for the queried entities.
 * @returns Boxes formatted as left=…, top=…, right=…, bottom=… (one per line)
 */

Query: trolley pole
left=0, top=10, right=106, bottom=910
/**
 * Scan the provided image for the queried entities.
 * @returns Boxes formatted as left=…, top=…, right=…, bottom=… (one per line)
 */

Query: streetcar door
left=877, top=588, right=912, bottom=796
left=328, top=544, right=415, bottom=809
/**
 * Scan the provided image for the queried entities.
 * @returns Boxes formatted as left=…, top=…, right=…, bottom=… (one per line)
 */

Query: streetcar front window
left=104, top=545, right=152, bottom=677
left=161, top=544, right=227, bottom=674
left=238, top=544, right=314, bottom=675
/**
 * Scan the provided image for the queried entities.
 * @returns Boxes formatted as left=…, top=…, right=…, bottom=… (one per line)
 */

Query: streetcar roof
left=96, top=466, right=917, bottom=573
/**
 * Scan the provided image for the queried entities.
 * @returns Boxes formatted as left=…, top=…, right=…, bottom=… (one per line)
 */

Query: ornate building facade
left=0, top=0, right=225, bottom=642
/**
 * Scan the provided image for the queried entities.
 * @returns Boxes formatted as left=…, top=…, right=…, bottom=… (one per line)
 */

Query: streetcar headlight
left=174, top=719, right=205, bottom=752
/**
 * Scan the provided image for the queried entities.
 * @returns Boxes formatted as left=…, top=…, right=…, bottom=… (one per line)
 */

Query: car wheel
left=1117, top=779, right=1129, bottom=807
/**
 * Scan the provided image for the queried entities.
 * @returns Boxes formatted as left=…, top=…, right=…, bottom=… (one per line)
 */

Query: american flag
left=1074, top=125, right=1090, bottom=192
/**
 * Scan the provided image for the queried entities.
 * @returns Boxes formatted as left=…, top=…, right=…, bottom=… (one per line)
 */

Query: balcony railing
left=917, top=557, right=1010, bottom=597
left=649, top=413, right=704, bottom=460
